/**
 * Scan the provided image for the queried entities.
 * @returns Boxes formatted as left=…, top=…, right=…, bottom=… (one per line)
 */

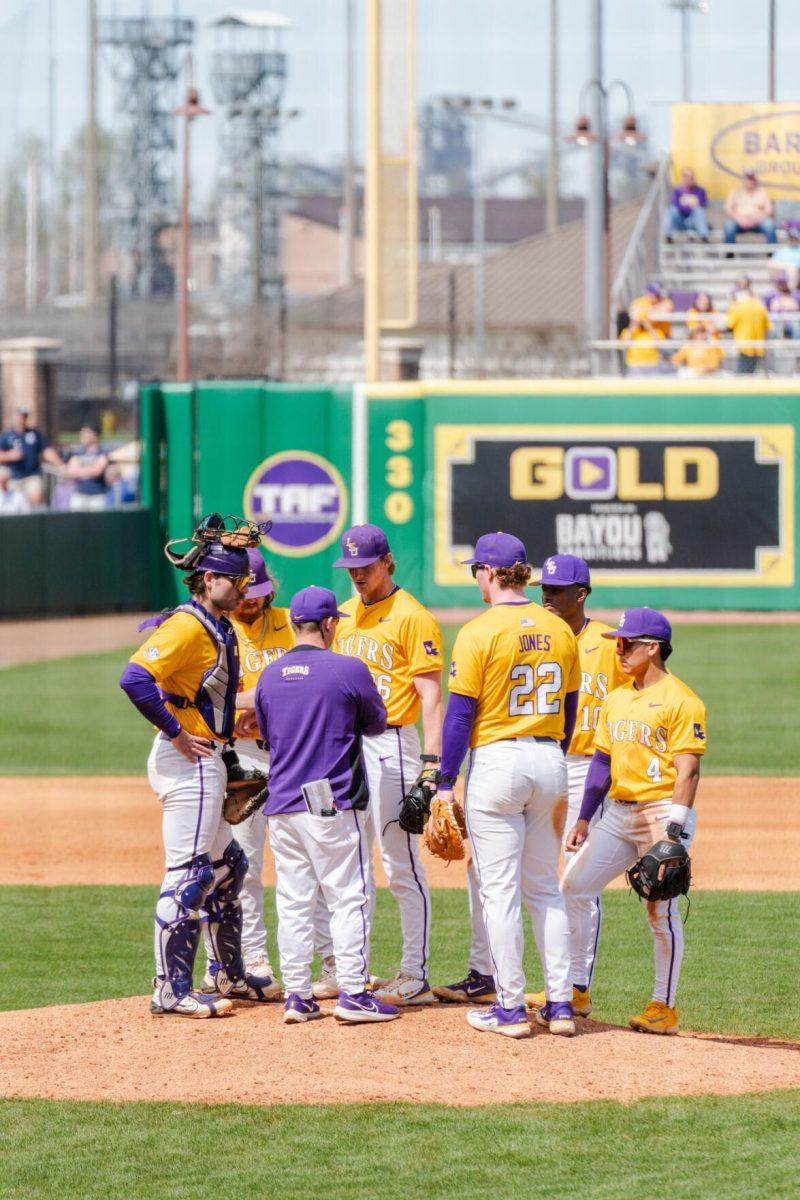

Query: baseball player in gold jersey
left=437, top=532, right=581, bottom=1039
left=525, top=554, right=627, bottom=1018
left=312, top=523, right=443, bottom=1006
left=201, top=547, right=293, bottom=989
left=561, top=607, right=707, bottom=1035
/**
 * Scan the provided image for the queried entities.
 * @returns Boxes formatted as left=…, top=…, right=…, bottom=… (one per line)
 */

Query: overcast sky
left=1, top=0, right=797, bottom=200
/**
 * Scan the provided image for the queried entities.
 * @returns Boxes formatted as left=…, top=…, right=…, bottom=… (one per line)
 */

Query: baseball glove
left=221, top=748, right=268, bottom=825
left=398, top=765, right=440, bottom=834
left=627, top=838, right=691, bottom=902
left=424, top=795, right=467, bottom=863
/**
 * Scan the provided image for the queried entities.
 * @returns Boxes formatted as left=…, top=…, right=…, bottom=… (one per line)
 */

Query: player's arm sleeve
left=577, top=750, right=612, bottom=823
left=440, top=692, right=477, bottom=783
left=352, top=660, right=388, bottom=736
left=561, top=690, right=579, bottom=755
left=670, top=696, right=708, bottom=756
left=402, top=609, right=444, bottom=676
left=119, top=662, right=182, bottom=738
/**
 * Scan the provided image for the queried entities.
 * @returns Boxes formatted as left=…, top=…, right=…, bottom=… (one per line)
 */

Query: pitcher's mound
left=1, top=996, right=798, bottom=1106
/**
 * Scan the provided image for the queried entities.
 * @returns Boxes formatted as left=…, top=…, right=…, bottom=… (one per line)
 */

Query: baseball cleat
left=202, top=964, right=282, bottom=1002
left=334, top=991, right=401, bottom=1023
left=245, top=953, right=276, bottom=979
left=373, top=972, right=435, bottom=1006
left=283, top=994, right=323, bottom=1024
left=526, top=985, right=592, bottom=1017
left=433, top=970, right=497, bottom=1004
left=534, top=1001, right=577, bottom=1037
left=150, top=985, right=234, bottom=1020
left=466, top=1002, right=531, bottom=1039
left=312, top=956, right=340, bottom=1001
left=629, top=1001, right=679, bottom=1035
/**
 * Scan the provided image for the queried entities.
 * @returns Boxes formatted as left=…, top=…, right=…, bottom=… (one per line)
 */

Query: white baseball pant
left=560, top=798, right=696, bottom=1007
left=464, top=737, right=571, bottom=1011
left=314, top=724, right=431, bottom=981
left=269, top=808, right=371, bottom=998
left=564, top=753, right=603, bottom=988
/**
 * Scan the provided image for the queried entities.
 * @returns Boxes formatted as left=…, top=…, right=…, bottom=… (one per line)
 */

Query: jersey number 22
left=508, top=662, right=562, bottom=716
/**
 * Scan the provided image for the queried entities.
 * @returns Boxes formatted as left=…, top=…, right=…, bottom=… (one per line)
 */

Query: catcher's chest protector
left=170, top=603, right=240, bottom=740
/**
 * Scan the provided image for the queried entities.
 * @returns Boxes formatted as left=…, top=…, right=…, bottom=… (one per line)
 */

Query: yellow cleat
left=629, top=1000, right=679, bottom=1035
left=525, top=986, right=592, bottom=1017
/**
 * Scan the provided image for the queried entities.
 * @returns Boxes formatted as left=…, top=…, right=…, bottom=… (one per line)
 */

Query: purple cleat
left=283, top=993, right=323, bottom=1024
left=466, top=1002, right=531, bottom=1039
left=535, top=1001, right=576, bottom=1037
left=433, top=970, right=497, bottom=1004
left=334, top=990, right=401, bottom=1023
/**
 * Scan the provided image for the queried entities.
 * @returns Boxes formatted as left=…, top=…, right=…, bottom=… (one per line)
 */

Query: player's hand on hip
left=171, top=729, right=214, bottom=761
left=565, top=819, right=589, bottom=853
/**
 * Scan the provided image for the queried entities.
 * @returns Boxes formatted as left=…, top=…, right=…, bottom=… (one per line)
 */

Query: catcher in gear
left=120, top=513, right=282, bottom=1017
left=562, top=608, right=706, bottom=1036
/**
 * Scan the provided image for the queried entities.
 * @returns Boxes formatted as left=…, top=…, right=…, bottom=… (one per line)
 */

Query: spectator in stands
left=0, top=465, right=32, bottom=515
left=62, top=425, right=110, bottom=511
left=764, top=272, right=800, bottom=340
left=724, top=169, right=776, bottom=245
left=629, top=282, right=673, bottom=336
left=671, top=327, right=725, bottom=378
left=0, top=407, right=63, bottom=508
left=768, top=222, right=800, bottom=289
left=686, top=290, right=719, bottom=337
left=725, top=284, right=771, bottom=373
left=664, top=167, right=710, bottom=242
left=620, top=318, right=666, bottom=376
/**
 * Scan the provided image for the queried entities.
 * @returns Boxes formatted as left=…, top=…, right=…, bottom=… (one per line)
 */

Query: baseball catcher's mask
left=627, top=839, right=691, bottom=903
left=164, top=512, right=272, bottom=571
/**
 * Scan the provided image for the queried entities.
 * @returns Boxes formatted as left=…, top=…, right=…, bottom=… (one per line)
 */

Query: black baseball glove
left=627, top=838, right=691, bottom=902
left=398, top=765, right=440, bottom=834
left=221, top=748, right=268, bottom=825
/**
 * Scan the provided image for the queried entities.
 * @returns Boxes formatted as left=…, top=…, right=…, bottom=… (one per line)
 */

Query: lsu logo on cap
left=423, top=640, right=439, bottom=657
left=346, top=538, right=359, bottom=556
left=693, top=723, right=705, bottom=740
left=618, top=612, right=626, bottom=628
left=545, top=558, right=557, bottom=575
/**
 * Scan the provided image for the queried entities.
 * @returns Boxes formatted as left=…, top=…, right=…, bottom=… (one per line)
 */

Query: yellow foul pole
left=364, top=0, right=382, bottom=383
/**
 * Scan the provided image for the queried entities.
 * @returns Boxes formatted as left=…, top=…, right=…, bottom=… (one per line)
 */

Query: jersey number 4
left=508, top=662, right=562, bottom=716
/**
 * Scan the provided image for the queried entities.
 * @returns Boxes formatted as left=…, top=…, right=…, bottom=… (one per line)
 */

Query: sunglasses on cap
left=616, top=637, right=659, bottom=652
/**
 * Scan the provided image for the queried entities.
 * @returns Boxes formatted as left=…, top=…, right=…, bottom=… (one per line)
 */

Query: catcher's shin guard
left=154, top=855, right=216, bottom=1008
left=204, top=840, right=248, bottom=992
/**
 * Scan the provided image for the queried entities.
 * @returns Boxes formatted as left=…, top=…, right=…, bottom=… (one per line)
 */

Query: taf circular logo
left=243, top=451, right=348, bottom=557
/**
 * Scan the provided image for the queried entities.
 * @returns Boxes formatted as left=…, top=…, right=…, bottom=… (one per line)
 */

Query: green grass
left=2, top=1093, right=800, bottom=1199
left=1, top=622, right=796, bottom=775
left=4, top=886, right=798, bottom=1040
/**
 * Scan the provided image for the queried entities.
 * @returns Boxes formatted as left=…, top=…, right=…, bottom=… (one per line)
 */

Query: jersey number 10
left=508, top=662, right=563, bottom=716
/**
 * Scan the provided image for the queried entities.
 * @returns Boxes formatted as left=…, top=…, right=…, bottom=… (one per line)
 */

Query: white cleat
left=312, top=956, right=340, bottom=1001
left=372, top=971, right=435, bottom=1006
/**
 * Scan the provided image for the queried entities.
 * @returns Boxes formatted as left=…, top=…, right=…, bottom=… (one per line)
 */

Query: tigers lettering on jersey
left=594, top=672, right=707, bottom=803
left=129, top=611, right=220, bottom=740
left=335, top=587, right=442, bottom=726
left=448, top=601, right=580, bottom=749
left=569, top=619, right=629, bottom=757
left=232, top=605, right=295, bottom=737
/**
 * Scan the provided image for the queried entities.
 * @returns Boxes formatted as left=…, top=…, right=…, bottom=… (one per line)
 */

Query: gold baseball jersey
left=231, top=605, right=294, bottom=738
left=594, top=672, right=707, bottom=803
left=130, top=612, right=220, bottom=740
left=569, top=619, right=629, bottom=757
left=335, top=587, right=443, bottom=726
left=448, top=601, right=580, bottom=748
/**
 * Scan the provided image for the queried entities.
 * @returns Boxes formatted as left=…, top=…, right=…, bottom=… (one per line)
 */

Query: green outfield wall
left=4, top=379, right=796, bottom=619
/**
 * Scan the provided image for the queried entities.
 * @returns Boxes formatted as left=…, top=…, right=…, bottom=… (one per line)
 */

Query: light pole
left=568, top=81, right=644, bottom=341
left=665, top=1, right=709, bottom=103
left=768, top=0, right=776, bottom=101
left=174, top=84, right=210, bottom=383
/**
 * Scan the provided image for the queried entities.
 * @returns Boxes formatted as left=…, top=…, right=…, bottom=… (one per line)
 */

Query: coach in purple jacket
left=251, top=585, right=402, bottom=1026
left=664, top=167, right=709, bottom=242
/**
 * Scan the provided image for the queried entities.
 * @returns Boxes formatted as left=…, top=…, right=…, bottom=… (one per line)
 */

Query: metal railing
left=609, top=156, right=670, bottom=333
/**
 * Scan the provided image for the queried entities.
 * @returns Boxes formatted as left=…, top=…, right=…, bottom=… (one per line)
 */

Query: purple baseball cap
left=333, top=523, right=390, bottom=568
left=646, top=282, right=663, bottom=297
left=532, top=554, right=591, bottom=588
left=289, top=585, right=347, bottom=624
left=193, top=542, right=251, bottom=577
left=602, top=607, right=672, bottom=642
left=461, top=531, right=527, bottom=568
left=244, top=547, right=275, bottom=599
